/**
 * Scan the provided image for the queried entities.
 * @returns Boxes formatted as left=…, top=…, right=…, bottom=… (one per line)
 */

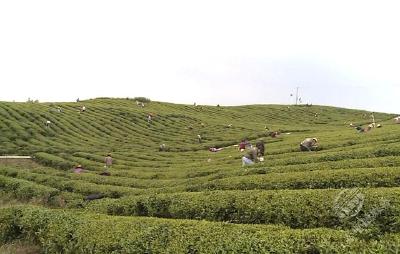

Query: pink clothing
left=73, top=167, right=83, bottom=173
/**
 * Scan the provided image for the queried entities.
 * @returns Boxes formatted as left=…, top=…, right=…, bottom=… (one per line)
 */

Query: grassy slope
left=1, top=98, right=400, bottom=253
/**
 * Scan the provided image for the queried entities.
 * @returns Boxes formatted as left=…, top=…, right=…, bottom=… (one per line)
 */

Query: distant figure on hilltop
left=76, top=98, right=80, bottom=102
left=371, top=112, right=376, bottom=126
left=300, top=138, right=318, bottom=152
left=159, top=144, right=167, bottom=151
left=100, top=155, right=112, bottom=176
left=104, top=154, right=113, bottom=169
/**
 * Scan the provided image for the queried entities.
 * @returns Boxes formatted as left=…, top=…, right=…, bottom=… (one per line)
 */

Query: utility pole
left=295, top=87, right=299, bottom=105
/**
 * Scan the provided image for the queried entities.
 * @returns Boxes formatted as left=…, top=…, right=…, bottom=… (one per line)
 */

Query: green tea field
left=1, top=98, right=400, bottom=253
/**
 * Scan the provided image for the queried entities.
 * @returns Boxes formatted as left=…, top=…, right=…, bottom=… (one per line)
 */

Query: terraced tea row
left=1, top=162, right=400, bottom=237
left=83, top=187, right=400, bottom=235
left=2, top=205, right=400, bottom=254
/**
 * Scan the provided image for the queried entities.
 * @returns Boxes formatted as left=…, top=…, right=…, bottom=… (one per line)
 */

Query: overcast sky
left=1, top=1, right=399, bottom=113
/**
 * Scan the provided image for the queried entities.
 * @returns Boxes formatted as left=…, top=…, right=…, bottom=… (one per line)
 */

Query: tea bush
left=85, top=187, right=400, bottom=235
left=2, top=206, right=400, bottom=253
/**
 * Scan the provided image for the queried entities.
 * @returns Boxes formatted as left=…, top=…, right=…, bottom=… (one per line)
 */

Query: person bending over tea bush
left=300, top=138, right=318, bottom=152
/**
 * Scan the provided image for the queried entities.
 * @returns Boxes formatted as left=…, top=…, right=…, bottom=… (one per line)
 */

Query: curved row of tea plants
left=2, top=205, right=400, bottom=254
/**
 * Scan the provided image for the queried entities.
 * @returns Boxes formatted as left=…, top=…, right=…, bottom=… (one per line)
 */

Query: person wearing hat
left=159, top=144, right=167, bottom=151
left=104, top=154, right=113, bottom=168
left=300, top=138, right=318, bottom=152
left=255, top=139, right=265, bottom=157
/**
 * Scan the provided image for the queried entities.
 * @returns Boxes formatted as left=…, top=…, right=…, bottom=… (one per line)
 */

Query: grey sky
left=0, top=0, right=399, bottom=113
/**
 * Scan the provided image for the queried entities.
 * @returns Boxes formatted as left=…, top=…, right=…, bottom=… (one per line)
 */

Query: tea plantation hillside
left=1, top=98, right=400, bottom=253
